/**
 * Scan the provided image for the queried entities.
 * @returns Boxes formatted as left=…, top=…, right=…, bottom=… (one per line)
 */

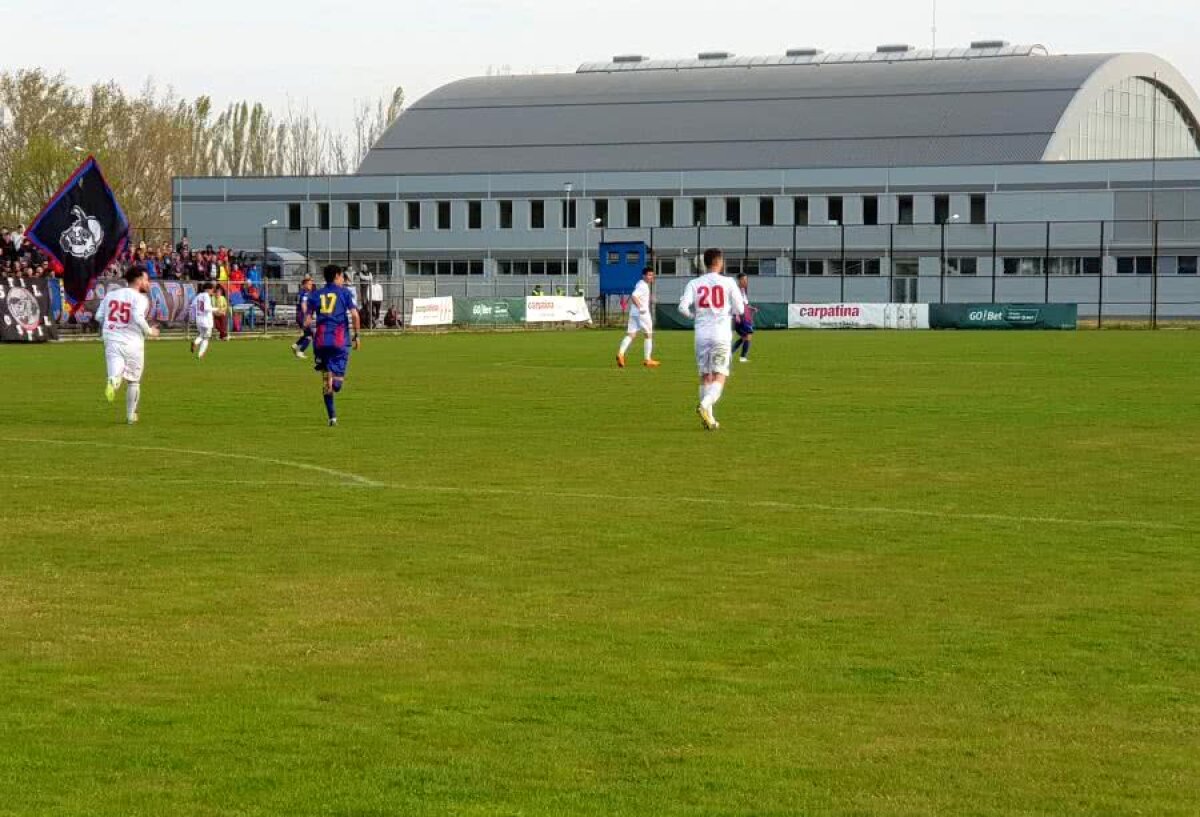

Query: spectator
left=531, top=284, right=545, bottom=296
left=212, top=285, right=230, bottom=340
left=384, top=306, right=400, bottom=328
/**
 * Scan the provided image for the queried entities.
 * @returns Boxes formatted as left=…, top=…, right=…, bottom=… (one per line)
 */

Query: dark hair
left=703, top=248, right=723, bottom=269
left=642, top=266, right=655, bottom=275
left=124, top=266, right=147, bottom=284
left=737, top=272, right=748, bottom=281
left=322, top=264, right=342, bottom=284
left=200, top=281, right=214, bottom=292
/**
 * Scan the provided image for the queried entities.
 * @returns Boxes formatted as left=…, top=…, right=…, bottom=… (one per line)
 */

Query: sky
left=12, top=0, right=1200, bottom=134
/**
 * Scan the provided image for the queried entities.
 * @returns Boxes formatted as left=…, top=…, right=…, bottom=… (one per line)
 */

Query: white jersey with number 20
left=679, top=273, right=745, bottom=343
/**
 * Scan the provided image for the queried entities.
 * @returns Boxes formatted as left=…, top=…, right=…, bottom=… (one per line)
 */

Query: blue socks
left=323, top=393, right=335, bottom=420
left=332, top=380, right=343, bottom=394
left=741, top=340, right=751, bottom=359
left=297, top=336, right=311, bottom=352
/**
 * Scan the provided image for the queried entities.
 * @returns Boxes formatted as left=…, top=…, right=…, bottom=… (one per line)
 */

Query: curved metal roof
left=356, top=49, right=1200, bottom=175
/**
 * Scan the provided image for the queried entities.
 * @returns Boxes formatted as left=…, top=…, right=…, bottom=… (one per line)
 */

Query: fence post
left=791, top=223, right=798, bottom=302
left=939, top=221, right=946, bottom=304
left=839, top=223, right=846, bottom=302
left=990, top=221, right=998, bottom=304
left=743, top=225, right=750, bottom=276
left=1151, top=218, right=1160, bottom=329
left=888, top=222, right=894, bottom=303
left=261, top=225, right=269, bottom=337
left=1043, top=220, right=1051, bottom=304
left=1097, top=220, right=1105, bottom=328
left=304, top=227, right=310, bottom=276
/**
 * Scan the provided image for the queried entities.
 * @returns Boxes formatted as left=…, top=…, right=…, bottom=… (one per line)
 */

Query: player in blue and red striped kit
left=305, top=265, right=362, bottom=426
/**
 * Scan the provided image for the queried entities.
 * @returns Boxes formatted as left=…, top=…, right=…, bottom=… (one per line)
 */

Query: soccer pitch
left=1, top=330, right=1197, bottom=816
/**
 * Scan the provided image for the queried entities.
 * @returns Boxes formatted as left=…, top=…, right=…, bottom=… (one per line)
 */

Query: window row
left=287, top=194, right=991, bottom=232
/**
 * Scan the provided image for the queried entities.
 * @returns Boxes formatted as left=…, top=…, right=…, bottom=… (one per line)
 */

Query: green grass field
left=1, top=330, right=1197, bottom=816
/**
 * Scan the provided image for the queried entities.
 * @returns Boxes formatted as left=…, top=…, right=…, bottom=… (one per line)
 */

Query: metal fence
left=109, top=218, right=1200, bottom=326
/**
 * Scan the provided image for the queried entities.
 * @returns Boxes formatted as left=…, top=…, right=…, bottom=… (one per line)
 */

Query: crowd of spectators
left=0, top=224, right=53, bottom=278
left=1, top=223, right=263, bottom=288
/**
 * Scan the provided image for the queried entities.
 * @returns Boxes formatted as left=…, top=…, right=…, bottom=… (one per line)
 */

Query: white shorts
left=105, top=342, right=145, bottom=383
left=626, top=312, right=652, bottom=335
left=195, top=321, right=213, bottom=339
left=695, top=337, right=732, bottom=377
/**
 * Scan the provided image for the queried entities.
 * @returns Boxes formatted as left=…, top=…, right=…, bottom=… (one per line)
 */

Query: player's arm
left=678, top=283, right=695, bottom=319
left=350, top=307, right=362, bottom=349
left=134, top=301, right=159, bottom=339
left=730, top=283, right=747, bottom=319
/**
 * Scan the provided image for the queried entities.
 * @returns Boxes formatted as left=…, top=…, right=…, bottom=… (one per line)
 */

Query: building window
left=794, top=196, right=809, bottom=226
left=659, top=198, right=674, bottom=228
left=970, top=194, right=987, bottom=225
left=898, top=195, right=914, bottom=225
left=758, top=197, right=775, bottom=227
left=827, top=196, right=843, bottom=225
left=346, top=202, right=361, bottom=231
left=531, top=200, right=545, bottom=229
left=656, top=258, right=678, bottom=276
left=725, top=197, right=741, bottom=226
left=626, top=199, right=642, bottom=228
left=406, top=201, right=421, bottom=230
left=436, top=201, right=451, bottom=230
left=499, top=200, right=514, bottom=229
left=692, top=198, right=707, bottom=226
left=1116, top=256, right=1152, bottom=274
left=468, top=200, right=482, bottom=230
left=934, top=194, right=951, bottom=224
left=316, top=202, right=330, bottom=230
left=562, top=199, right=577, bottom=229
left=794, top=258, right=824, bottom=275
left=376, top=202, right=390, bottom=230
left=945, top=257, right=978, bottom=275
left=1179, top=255, right=1198, bottom=274
left=594, top=199, right=609, bottom=227
left=287, top=203, right=301, bottom=231
left=1003, top=257, right=1045, bottom=276
left=863, top=196, right=879, bottom=226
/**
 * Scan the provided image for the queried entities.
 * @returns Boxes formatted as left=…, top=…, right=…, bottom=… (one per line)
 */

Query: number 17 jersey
left=312, top=284, right=358, bottom=350
left=679, top=273, right=745, bottom=343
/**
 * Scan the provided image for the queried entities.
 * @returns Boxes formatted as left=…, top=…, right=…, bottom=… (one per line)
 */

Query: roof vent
left=698, top=51, right=733, bottom=60
left=876, top=43, right=913, bottom=54
left=969, top=39, right=1009, bottom=49
left=786, top=48, right=823, bottom=57
left=612, top=54, right=648, bottom=64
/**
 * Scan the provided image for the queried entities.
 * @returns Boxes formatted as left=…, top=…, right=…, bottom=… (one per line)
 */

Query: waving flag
left=26, top=156, right=129, bottom=306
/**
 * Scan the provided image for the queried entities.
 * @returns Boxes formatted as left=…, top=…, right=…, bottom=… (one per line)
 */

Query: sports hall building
left=173, top=42, right=1200, bottom=315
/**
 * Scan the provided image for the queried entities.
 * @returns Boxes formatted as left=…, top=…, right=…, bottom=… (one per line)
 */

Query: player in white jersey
left=190, top=282, right=215, bottom=360
left=95, top=267, right=159, bottom=424
left=678, top=249, right=746, bottom=430
left=616, top=266, right=660, bottom=369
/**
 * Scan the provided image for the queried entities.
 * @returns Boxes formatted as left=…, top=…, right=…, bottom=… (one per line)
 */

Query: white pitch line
left=383, top=483, right=1185, bottom=532
left=4, top=439, right=1181, bottom=531
left=1, top=438, right=385, bottom=488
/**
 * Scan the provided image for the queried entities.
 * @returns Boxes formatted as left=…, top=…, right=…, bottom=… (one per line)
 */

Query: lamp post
left=584, top=217, right=602, bottom=295
left=563, top=182, right=574, bottom=295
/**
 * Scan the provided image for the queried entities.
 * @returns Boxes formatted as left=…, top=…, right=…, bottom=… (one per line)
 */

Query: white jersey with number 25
left=97, top=288, right=153, bottom=348
left=679, top=273, right=745, bottom=343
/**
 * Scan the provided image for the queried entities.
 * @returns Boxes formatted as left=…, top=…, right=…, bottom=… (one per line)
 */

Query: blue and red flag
left=26, top=156, right=129, bottom=307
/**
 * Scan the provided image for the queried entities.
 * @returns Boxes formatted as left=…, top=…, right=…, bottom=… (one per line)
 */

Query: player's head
left=125, top=266, right=149, bottom=292
left=200, top=281, right=214, bottom=293
left=642, top=266, right=655, bottom=284
left=737, top=272, right=748, bottom=288
left=301, top=274, right=315, bottom=291
left=703, top=248, right=724, bottom=274
left=322, top=264, right=344, bottom=285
